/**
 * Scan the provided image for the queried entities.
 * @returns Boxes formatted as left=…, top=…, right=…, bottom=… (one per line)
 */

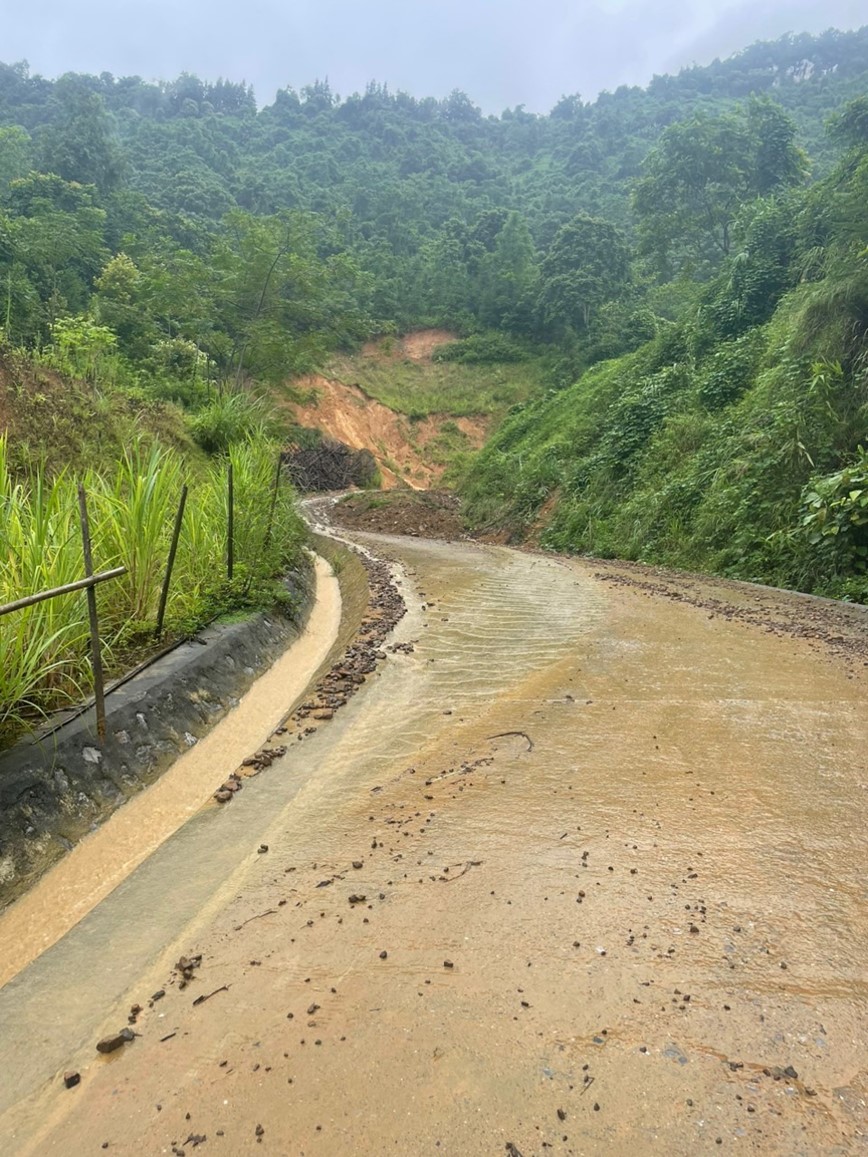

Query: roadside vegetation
left=0, top=432, right=305, bottom=743
left=461, top=99, right=868, bottom=601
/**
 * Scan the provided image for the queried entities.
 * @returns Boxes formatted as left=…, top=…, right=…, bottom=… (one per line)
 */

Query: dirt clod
left=96, top=1028, right=135, bottom=1055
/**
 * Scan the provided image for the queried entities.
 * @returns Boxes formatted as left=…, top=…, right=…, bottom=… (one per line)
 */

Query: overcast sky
left=2, top=0, right=866, bottom=112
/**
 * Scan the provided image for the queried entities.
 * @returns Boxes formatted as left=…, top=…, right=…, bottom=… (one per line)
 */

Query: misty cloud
left=1, top=0, right=865, bottom=111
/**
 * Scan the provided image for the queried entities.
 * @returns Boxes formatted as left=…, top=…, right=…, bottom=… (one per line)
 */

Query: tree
left=477, top=212, right=538, bottom=332
left=92, top=251, right=157, bottom=358
left=441, top=90, right=481, bottom=124
left=412, top=232, right=472, bottom=327
left=38, top=79, right=124, bottom=193
left=748, top=97, right=809, bottom=195
left=830, top=95, right=868, bottom=149
left=0, top=125, right=31, bottom=196
left=634, top=111, right=751, bottom=274
left=1, top=173, right=107, bottom=339
left=47, top=314, right=118, bottom=382
left=634, top=101, right=806, bottom=277
left=207, top=210, right=367, bottom=385
left=538, top=213, right=632, bottom=335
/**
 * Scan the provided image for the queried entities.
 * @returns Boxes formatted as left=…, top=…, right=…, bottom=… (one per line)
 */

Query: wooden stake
left=155, top=483, right=188, bottom=639
left=227, top=462, right=234, bottom=582
left=77, top=483, right=107, bottom=741
left=263, top=453, right=283, bottom=549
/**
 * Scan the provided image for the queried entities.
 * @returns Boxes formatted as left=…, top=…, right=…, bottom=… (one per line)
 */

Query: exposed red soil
left=361, top=329, right=456, bottom=361
left=280, top=375, right=486, bottom=490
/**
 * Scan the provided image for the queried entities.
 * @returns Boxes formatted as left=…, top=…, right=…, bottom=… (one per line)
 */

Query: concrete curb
left=0, top=560, right=315, bottom=909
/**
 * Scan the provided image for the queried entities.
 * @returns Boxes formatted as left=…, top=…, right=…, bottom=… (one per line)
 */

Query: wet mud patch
left=213, top=541, right=408, bottom=804
left=2, top=533, right=866, bottom=1157
left=589, top=558, right=868, bottom=668
left=331, top=489, right=465, bottom=540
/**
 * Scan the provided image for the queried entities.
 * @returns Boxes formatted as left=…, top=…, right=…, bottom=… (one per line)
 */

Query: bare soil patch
left=587, top=555, right=868, bottom=668
left=361, top=328, right=456, bottom=362
left=398, top=329, right=456, bottom=360
left=332, top=490, right=465, bottom=539
left=279, top=375, right=486, bottom=489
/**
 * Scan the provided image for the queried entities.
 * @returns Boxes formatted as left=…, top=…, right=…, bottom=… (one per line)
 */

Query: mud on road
left=332, top=489, right=465, bottom=540
left=0, top=527, right=866, bottom=1156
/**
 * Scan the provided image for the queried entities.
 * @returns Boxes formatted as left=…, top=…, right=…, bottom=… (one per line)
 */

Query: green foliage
left=538, top=213, right=632, bottom=335
left=461, top=104, right=868, bottom=603
left=0, top=433, right=305, bottom=737
left=801, top=448, right=868, bottom=565
left=0, top=173, right=107, bottom=342
left=433, top=333, right=527, bottom=364
left=0, top=125, right=31, bottom=190
left=0, top=29, right=865, bottom=358
left=37, top=80, right=125, bottom=193
left=634, top=100, right=807, bottom=277
left=207, top=209, right=370, bottom=384
left=829, top=95, right=868, bottom=149
left=696, top=330, right=764, bottom=409
left=189, top=391, right=272, bottom=454
left=0, top=437, right=89, bottom=730
left=44, top=314, right=119, bottom=382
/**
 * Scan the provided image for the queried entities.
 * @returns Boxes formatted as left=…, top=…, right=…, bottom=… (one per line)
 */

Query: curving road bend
left=0, top=525, right=865, bottom=1155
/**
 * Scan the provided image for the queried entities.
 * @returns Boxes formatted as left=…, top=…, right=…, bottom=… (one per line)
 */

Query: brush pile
left=283, top=438, right=378, bottom=492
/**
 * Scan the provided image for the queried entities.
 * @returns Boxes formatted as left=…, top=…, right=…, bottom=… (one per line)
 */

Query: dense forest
left=1, top=26, right=868, bottom=732
left=1, top=27, right=868, bottom=356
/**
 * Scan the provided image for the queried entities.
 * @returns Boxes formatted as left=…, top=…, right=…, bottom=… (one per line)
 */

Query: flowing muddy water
left=0, top=555, right=343, bottom=988
left=0, top=530, right=866, bottom=1156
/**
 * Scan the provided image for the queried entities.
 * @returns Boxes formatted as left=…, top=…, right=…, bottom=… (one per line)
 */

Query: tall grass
left=0, top=440, right=90, bottom=725
left=94, top=445, right=185, bottom=629
left=0, top=434, right=306, bottom=740
left=189, top=392, right=272, bottom=453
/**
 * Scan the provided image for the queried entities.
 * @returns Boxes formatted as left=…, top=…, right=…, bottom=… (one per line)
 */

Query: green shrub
left=697, top=330, right=764, bottom=410
left=189, top=392, right=272, bottom=453
left=433, top=333, right=527, bottom=365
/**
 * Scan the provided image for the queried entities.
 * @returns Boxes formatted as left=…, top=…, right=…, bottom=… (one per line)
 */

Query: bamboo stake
left=0, top=567, right=125, bottom=618
left=263, top=453, right=283, bottom=549
left=77, top=483, right=107, bottom=741
left=227, top=462, right=234, bottom=582
left=155, top=483, right=188, bottom=639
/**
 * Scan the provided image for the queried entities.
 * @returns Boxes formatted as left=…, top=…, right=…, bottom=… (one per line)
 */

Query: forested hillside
left=1, top=27, right=868, bottom=356
left=463, top=96, right=868, bottom=601
left=0, top=25, right=866, bottom=609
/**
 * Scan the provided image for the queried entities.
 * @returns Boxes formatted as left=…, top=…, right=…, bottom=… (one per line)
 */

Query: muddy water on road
left=1, top=534, right=866, bottom=1156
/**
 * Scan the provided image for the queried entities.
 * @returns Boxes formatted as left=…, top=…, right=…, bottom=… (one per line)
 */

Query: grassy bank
left=325, top=348, right=549, bottom=420
left=461, top=276, right=868, bottom=603
left=0, top=434, right=306, bottom=744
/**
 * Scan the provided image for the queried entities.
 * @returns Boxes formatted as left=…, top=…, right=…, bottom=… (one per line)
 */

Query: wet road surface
left=0, top=530, right=865, bottom=1156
